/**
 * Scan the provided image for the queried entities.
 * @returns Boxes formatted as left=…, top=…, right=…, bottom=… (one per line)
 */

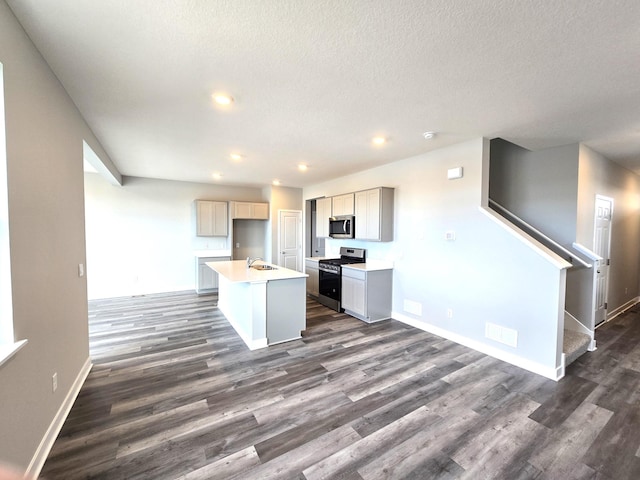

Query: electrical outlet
left=447, top=308, right=453, bottom=319
left=52, top=372, right=58, bottom=392
left=78, top=263, right=84, bottom=277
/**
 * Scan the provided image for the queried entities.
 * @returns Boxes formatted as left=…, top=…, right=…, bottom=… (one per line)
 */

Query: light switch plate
left=447, top=167, right=463, bottom=179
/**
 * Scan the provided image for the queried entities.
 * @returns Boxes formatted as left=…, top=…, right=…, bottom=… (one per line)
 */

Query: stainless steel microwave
left=329, top=215, right=355, bottom=238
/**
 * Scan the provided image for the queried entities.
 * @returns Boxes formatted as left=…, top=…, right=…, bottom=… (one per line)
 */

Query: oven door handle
left=319, top=266, right=337, bottom=274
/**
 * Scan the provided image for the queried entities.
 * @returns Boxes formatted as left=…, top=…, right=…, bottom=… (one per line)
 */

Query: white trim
left=558, top=353, right=566, bottom=380
left=25, top=357, right=93, bottom=479
left=478, top=207, right=572, bottom=270
left=277, top=209, right=303, bottom=272
left=604, top=296, right=640, bottom=324
left=268, top=335, right=302, bottom=346
left=594, top=195, right=614, bottom=327
left=222, top=311, right=268, bottom=350
left=248, top=338, right=268, bottom=350
left=0, top=339, right=27, bottom=368
left=0, top=62, right=14, bottom=348
left=489, top=200, right=591, bottom=268
left=571, top=243, right=601, bottom=262
left=393, top=311, right=563, bottom=381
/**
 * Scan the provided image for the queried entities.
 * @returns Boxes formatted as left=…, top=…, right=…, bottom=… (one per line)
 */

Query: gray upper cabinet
left=195, top=200, right=228, bottom=236
left=233, top=201, right=269, bottom=220
left=331, top=193, right=354, bottom=216
left=354, top=187, right=394, bottom=242
left=315, top=197, right=332, bottom=238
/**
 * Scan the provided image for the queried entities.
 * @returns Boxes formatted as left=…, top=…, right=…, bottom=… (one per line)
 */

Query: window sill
left=0, top=339, right=28, bottom=368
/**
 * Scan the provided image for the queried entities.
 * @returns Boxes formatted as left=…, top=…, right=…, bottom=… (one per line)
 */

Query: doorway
left=278, top=210, right=302, bottom=271
left=594, top=195, right=613, bottom=325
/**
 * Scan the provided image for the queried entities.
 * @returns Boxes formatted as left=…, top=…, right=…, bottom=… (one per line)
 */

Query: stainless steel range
left=318, top=247, right=366, bottom=312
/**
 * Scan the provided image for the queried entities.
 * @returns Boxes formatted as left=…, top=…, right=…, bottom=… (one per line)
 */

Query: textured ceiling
left=6, top=0, right=640, bottom=187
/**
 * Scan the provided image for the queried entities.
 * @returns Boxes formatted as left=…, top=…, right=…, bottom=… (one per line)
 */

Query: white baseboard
left=247, top=338, right=269, bottom=350
left=220, top=304, right=268, bottom=351
left=392, top=311, right=563, bottom=381
left=25, top=357, right=92, bottom=479
left=558, top=353, right=566, bottom=380
left=606, top=296, right=640, bottom=323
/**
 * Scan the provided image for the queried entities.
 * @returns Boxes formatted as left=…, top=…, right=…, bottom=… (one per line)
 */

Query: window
left=0, top=62, right=27, bottom=366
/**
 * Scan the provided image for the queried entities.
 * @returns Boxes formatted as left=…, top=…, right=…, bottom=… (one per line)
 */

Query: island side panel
left=217, top=276, right=268, bottom=350
left=266, top=277, right=307, bottom=344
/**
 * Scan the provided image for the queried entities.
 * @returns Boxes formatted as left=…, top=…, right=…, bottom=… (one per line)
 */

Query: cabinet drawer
left=341, top=267, right=366, bottom=281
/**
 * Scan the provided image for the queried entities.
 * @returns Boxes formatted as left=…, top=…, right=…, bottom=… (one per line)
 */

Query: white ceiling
left=7, top=0, right=640, bottom=188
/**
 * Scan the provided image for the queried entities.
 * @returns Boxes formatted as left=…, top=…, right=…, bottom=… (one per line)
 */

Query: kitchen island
left=206, top=260, right=308, bottom=350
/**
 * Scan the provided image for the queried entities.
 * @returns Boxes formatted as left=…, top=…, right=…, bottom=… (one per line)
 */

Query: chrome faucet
left=247, top=256, right=262, bottom=267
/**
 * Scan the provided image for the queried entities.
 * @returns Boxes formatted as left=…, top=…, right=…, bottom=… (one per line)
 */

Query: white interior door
left=278, top=210, right=302, bottom=271
left=594, top=196, right=613, bottom=325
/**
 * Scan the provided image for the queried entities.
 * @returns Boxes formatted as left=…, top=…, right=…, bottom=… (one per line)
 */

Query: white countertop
left=194, top=249, right=232, bottom=258
left=206, top=260, right=308, bottom=283
left=305, top=256, right=329, bottom=263
left=342, top=260, right=394, bottom=272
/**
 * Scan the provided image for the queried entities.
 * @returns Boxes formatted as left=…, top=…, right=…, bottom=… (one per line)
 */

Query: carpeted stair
left=563, top=329, right=591, bottom=367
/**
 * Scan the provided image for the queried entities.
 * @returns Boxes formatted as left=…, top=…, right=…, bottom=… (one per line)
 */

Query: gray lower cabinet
left=341, top=267, right=392, bottom=323
left=196, top=256, right=230, bottom=294
left=305, top=259, right=319, bottom=297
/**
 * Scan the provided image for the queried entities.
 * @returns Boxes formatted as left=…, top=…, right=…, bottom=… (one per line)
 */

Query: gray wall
left=489, top=138, right=579, bottom=247
left=304, top=138, right=568, bottom=378
left=263, top=185, right=303, bottom=266
left=0, top=2, right=115, bottom=470
left=489, top=138, right=640, bottom=317
left=85, top=174, right=266, bottom=298
left=577, top=144, right=640, bottom=313
left=85, top=178, right=303, bottom=298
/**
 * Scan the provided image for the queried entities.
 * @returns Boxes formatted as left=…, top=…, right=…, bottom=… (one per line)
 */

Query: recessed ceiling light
left=230, top=153, right=243, bottom=161
left=272, top=179, right=281, bottom=186
left=372, top=136, right=386, bottom=146
left=298, top=164, right=308, bottom=171
left=213, top=93, right=234, bottom=106
left=212, top=172, right=223, bottom=180
left=423, top=131, right=436, bottom=139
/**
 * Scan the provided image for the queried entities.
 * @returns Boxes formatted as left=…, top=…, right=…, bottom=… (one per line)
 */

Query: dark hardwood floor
left=40, top=292, right=640, bottom=479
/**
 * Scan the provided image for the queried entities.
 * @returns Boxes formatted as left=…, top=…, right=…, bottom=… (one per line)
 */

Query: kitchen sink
left=251, top=264, right=277, bottom=271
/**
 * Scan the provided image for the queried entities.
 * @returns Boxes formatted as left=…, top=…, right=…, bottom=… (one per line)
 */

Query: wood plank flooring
left=40, top=292, right=640, bottom=479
